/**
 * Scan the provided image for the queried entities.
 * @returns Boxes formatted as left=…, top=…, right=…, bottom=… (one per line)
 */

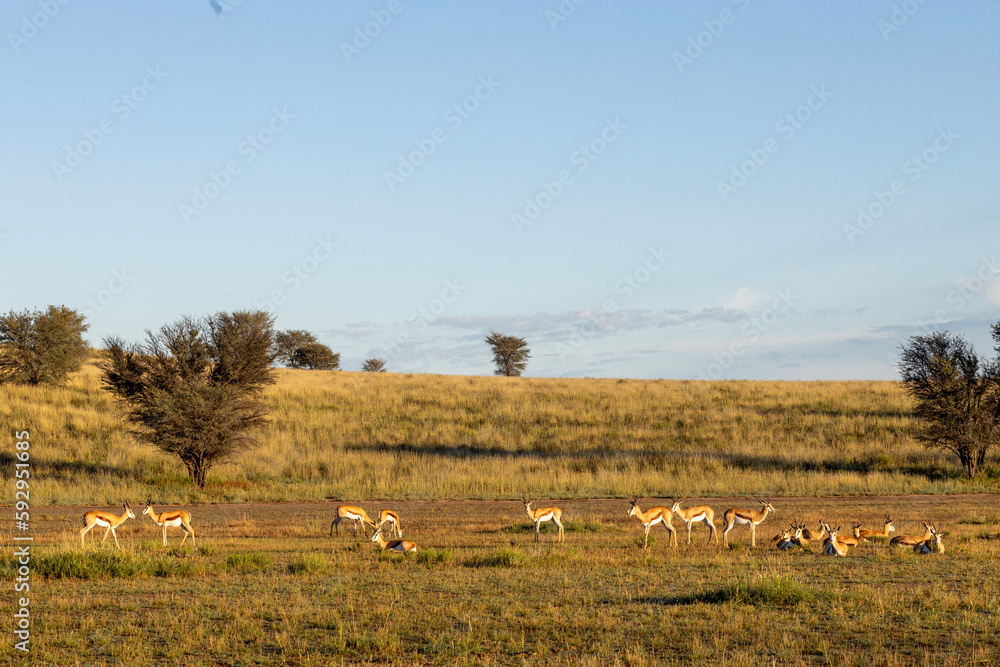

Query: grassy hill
left=3, top=359, right=998, bottom=506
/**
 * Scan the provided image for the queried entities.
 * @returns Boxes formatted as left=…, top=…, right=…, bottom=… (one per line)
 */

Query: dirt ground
left=21, top=494, right=997, bottom=547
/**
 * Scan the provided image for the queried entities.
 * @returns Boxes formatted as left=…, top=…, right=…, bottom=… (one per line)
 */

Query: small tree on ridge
left=0, top=305, right=89, bottom=385
left=485, top=331, right=530, bottom=377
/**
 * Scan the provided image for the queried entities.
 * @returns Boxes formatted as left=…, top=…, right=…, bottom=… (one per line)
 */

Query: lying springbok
left=890, top=523, right=933, bottom=548
left=859, top=516, right=895, bottom=542
left=914, top=526, right=945, bottom=555
left=799, top=522, right=828, bottom=545
left=822, top=526, right=848, bottom=557
left=371, top=527, right=417, bottom=554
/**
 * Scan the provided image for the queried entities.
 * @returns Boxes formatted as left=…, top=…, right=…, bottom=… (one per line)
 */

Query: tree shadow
left=0, top=451, right=131, bottom=479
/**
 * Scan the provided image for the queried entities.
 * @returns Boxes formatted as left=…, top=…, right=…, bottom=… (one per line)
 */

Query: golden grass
left=2, top=497, right=1000, bottom=665
left=2, top=359, right=999, bottom=506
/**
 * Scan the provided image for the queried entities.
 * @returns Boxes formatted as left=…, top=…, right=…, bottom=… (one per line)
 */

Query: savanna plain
left=2, top=360, right=1000, bottom=665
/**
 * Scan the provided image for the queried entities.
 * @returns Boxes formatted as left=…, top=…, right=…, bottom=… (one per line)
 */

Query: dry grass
left=2, top=358, right=999, bottom=505
left=2, top=497, right=999, bottom=665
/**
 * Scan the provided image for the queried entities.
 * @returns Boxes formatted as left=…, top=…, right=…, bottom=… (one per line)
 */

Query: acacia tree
left=362, top=358, right=387, bottom=372
left=485, top=331, right=531, bottom=377
left=898, top=328, right=1000, bottom=478
left=100, top=311, right=276, bottom=489
left=274, top=329, right=339, bottom=370
left=0, top=305, right=89, bottom=385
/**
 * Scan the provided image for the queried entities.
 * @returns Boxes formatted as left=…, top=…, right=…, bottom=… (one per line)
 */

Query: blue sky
left=2, top=1, right=998, bottom=379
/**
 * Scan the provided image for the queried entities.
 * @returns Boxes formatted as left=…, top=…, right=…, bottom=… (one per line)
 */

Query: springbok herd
left=78, top=498, right=947, bottom=556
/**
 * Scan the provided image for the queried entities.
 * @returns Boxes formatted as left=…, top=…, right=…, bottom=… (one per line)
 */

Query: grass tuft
left=463, top=548, right=525, bottom=568
left=416, top=548, right=452, bottom=566
left=287, top=552, right=328, bottom=574
left=225, top=551, right=271, bottom=573
left=694, top=576, right=816, bottom=607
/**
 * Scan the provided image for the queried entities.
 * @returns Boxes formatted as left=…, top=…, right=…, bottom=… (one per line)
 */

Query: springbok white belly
left=537, top=513, right=555, bottom=522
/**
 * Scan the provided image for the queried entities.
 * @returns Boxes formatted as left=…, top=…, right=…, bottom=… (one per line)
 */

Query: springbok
left=330, top=505, right=376, bottom=538
left=142, top=500, right=196, bottom=547
left=627, top=499, right=676, bottom=548
left=669, top=499, right=718, bottom=544
left=523, top=500, right=565, bottom=543
left=722, top=500, right=774, bottom=547
left=80, top=503, right=135, bottom=549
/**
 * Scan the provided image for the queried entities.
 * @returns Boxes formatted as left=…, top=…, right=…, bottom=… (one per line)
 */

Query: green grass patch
left=225, top=551, right=271, bottom=573
left=416, top=548, right=452, bottom=566
left=500, top=520, right=613, bottom=535
left=691, top=576, right=818, bottom=608
left=28, top=550, right=200, bottom=579
left=287, top=552, right=329, bottom=574
left=463, top=547, right=525, bottom=568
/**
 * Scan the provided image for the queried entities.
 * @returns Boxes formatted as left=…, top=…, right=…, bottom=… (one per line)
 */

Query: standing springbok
left=330, top=505, right=376, bottom=537
left=143, top=500, right=196, bottom=547
left=523, top=500, right=564, bottom=543
left=80, top=503, right=135, bottom=549
left=375, top=509, right=403, bottom=538
left=627, top=499, right=676, bottom=548
left=670, top=499, right=718, bottom=544
left=722, top=500, right=774, bottom=547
